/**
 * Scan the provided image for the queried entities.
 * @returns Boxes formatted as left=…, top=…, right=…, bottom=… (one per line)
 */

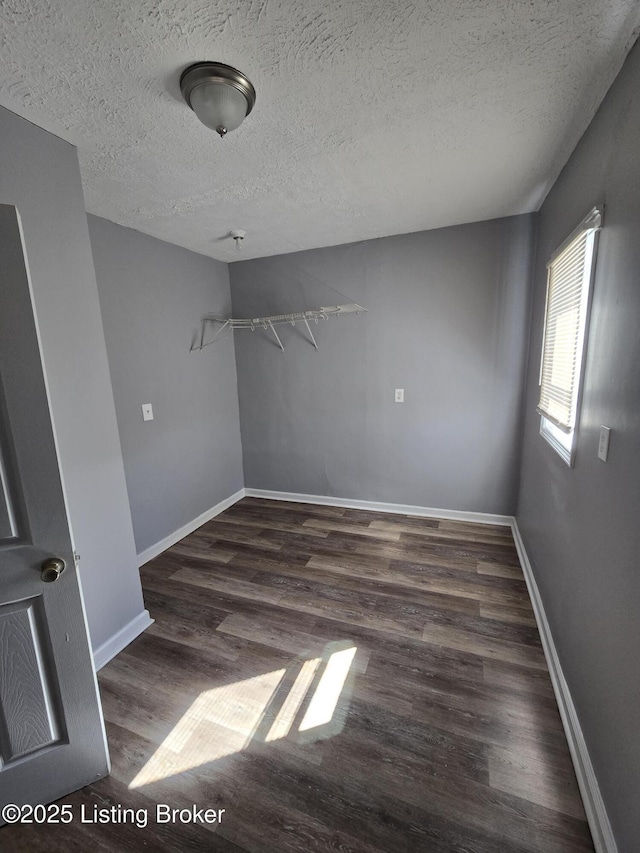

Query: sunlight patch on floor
left=299, top=646, right=357, bottom=731
left=129, top=644, right=358, bottom=789
left=129, top=669, right=286, bottom=789
left=265, top=656, right=321, bottom=742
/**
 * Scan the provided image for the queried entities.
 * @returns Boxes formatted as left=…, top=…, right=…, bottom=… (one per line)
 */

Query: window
left=538, top=207, right=602, bottom=465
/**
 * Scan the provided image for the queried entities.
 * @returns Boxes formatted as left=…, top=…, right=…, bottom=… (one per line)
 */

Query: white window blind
left=537, top=207, right=602, bottom=433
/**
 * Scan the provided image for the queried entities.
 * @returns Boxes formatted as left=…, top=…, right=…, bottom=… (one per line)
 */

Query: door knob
left=41, top=558, right=65, bottom=583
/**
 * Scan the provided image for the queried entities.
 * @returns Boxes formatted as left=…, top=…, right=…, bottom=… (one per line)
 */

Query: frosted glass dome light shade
left=180, top=62, right=256, bottom=138
left=189, top=82, right=247, bottom=135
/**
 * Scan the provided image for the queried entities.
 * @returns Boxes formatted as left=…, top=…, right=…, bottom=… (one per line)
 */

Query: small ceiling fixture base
left=230, top=229, right=246, bottom=251
left=180, top=62, right=256, bottom=138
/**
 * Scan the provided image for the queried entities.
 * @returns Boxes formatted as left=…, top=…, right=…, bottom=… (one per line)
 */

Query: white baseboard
left=94, top=489, right=245, bottom=671
left=136, top=488, right=246, bottom=567
left=511, top=520, right=617, bottom=853
left=244, top=488, right=513, bottom=526
left=123, top=484, right=614, bottom=850
left=93, top=609, right=154, bottom=671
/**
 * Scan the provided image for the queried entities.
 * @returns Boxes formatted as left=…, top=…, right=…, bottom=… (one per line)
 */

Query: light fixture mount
left=180, top=62, right=256, bottom=138
left=230, top=229, right=246, bottom=251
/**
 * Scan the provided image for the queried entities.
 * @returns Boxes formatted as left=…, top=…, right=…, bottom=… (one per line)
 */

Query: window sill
left=540, top=418, right=574, bottom=466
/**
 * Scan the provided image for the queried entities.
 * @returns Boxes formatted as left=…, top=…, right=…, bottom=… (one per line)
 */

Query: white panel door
left=0, top=205, right=109, bottom=818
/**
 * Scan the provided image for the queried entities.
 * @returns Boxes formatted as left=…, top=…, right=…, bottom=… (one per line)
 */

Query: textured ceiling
left=1, top=2, right=639, bottom=262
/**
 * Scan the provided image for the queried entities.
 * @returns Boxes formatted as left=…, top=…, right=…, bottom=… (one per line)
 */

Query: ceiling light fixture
left=180, top=62, right=256, bottom=138
left=230, top=229, right=246, bottom=251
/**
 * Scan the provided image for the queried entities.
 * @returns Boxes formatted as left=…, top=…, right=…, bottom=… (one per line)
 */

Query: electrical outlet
left=395, top=389, right=404, bottom=403
left=598, top=425, right=611, bottom=461
left=142, top=403, right=154, bottom=422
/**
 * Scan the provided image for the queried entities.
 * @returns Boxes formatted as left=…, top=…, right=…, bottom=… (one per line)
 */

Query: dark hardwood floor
left=2, top=498, right=595, bottom=851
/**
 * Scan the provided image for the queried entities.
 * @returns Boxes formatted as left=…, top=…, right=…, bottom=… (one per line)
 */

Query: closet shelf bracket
left=191, top=303, right=367, bottom=352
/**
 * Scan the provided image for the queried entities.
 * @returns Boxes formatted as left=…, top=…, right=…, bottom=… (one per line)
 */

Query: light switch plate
left=395, top=389, right=404, bottom=403
left=142, top=403, right=154, bottom=422
left=598, top=425, right=611, bottom=461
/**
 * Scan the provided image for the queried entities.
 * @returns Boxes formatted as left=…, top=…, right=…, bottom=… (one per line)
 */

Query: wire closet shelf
left=191, top=302, right=367, bottom=352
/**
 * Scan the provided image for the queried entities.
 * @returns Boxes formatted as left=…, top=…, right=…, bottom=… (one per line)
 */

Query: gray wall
left=0, top=106, right=144, bottom=652
left=516, top=38, right=640, bottom=852
left=88, top=216, right=244, bottom=555
left=231, top=215, right=534, bottom=515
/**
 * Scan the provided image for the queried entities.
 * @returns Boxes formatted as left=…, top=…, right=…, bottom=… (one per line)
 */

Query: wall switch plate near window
left=598, top=425, right=611, bottom=461
left=142, top=403, right=154, bottom=421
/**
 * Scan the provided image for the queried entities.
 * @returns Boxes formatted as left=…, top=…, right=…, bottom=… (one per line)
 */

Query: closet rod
left=191, top=303, right=366, bottom=352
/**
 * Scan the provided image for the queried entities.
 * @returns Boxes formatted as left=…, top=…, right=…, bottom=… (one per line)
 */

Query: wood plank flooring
left=2, top=498, right=595, bottom=852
